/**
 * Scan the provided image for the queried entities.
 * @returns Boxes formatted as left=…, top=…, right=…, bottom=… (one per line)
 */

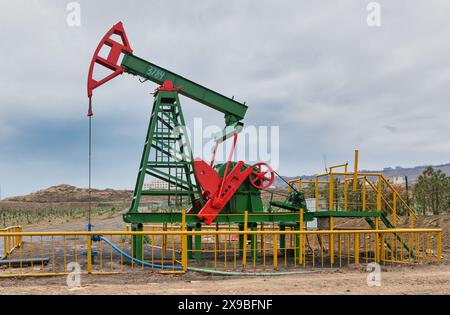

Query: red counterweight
left=194, top=158, right=275, bottom=225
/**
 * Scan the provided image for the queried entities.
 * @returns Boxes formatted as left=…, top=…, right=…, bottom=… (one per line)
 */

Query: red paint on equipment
left=249, top=162, right=275, bottom=189
left=193, top=132, right=275, bottom=224
left=196, top=161, right=253, bottom=225
left=155, top=80, right=181, bottom=92
left=194, top=160, right=275, bottom=225
left=194, top=158, right=221, bottom=199
left=87, top=21, right=133, bottom=116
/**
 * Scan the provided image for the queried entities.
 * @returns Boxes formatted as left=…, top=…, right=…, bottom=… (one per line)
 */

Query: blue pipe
left=99, top=236, right=183, bottom=271
left=100, top=236, right=318, bottom=276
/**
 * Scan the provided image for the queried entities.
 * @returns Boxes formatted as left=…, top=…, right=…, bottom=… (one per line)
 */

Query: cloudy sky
left=0, top=1, right=449, bottom=197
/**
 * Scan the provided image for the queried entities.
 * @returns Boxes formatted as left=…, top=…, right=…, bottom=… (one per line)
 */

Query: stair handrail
left=381, top=175, right=417, bottom=219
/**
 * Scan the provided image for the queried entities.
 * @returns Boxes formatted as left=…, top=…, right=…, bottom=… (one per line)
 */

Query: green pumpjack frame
left=119, top=52, right=251, bottom=260
left=118, top=52, right=411, bottom=262
left=126, top=88, right=205, bottom=260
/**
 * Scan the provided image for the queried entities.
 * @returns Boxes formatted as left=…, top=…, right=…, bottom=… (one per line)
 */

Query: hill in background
left=274, top=163, right=450, bottom=188
left=1, top=163, right=449, bottom=209
left=0, top=184, right=132, bottom=211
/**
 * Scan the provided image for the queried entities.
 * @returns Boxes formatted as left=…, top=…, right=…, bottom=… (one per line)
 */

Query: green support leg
left=251, top=223, right=257, bottom=261
left=131, top=223, right=143, bottom=261
left=195, top=225, right=202, bottom=262
left=187, top=227, right=193, bottom=259
left=280, top=224, right=286, bottom=253
left=295, top=224, right=300, bottom=260
left=238, top=224, right=244, bottom=257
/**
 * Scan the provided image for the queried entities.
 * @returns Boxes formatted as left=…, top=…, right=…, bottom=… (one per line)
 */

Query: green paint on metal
left=379, top=213, right=413, bottom=255
left=269, top=190, right=308, bottom=212
left=214, top=162, right=265, bottom=214
left=124, top=89, right=204, bottom=243
left=195, top=225, right=202, bottom=262
left=365, top=216, right=414, bottom=257
left=295, top=225, right=300, bottom=260
left=279, top=225, right=286, bottom=252
left=238, top=224, right=244, bottom=257
left=251, top=224, right=257, bottom=260
left=187, top=227, right=193, bottom=259
left=121, top=53, right=247, bottom=125
left=131, top=224, right=143, bottom=261
left=123, top=212, right=313, bottom=224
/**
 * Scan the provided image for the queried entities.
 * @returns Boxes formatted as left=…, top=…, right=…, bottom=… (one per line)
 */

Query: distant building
left=390, top=176, right=406, bottom=185
left=306, top=198, right=318, bottom=229
left=143, top=180, right=169, bottom=190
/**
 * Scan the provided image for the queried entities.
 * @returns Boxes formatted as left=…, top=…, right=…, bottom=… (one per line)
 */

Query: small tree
left=413, top=166, right=450, bottom=215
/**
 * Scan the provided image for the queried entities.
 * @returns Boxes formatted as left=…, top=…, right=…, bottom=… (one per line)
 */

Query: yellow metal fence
left=1, top=226, right=23, bottom=259
left=286, top=150, right=417, bottom=229
left=0, top=227, right=442, bottom=277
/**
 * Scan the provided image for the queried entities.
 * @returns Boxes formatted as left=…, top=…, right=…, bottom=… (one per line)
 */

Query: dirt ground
left=0, top=264, right=448, bottom=295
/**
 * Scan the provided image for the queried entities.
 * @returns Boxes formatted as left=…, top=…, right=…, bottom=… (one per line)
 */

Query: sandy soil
left=0, top=264, right=448, bottom=295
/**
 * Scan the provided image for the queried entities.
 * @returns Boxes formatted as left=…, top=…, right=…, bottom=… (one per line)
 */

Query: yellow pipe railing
left=0, top=227, right=442, bottom=277
left=303, top=167, right=416, bottom=219
left=1, top=226, right=23, bottom=259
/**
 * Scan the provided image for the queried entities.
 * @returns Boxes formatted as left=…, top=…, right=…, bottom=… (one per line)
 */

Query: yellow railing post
left=329, top=172, right=334, bottom=265
left=315, top=176, right=319, bottom=211
left=377, top=176, right=382, bottom=212
left=409, top=215, right=415, bottom=258
left=181, top=209, right=188, bottom=271
left=353, top=149, right=359, bottom=192
left=162, top=223, right=167, bottom=258
left=17, top=226, right=23, bottom=247
left=437, top=231, right=442, bottom=264
left=16, top=227, right=20, bottom=248
left=381, top=176, right=417, bottom=219
left=376, top=177, right=382, bottom=263
left=354, top=233, right=359, bottom=264
left=87, top=235, right=92, bottom=274
left=362, top=177, right=367, bottom=211
left=273, top=233, right=278, bottom=270
left=329, top=173, right=334, bottom=211
left=392, top=192, right=397, bottom=227
left=299, top=209, right=304, bottom=264
left=344, top=164, right=348, bottom=211
left=7, top=234, right=11, bottom=257
left=242, top=211, right=248, bottom=270
left=375, top=218, right=380, bottom=262
left=3, top=235, right=6, bottom=258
